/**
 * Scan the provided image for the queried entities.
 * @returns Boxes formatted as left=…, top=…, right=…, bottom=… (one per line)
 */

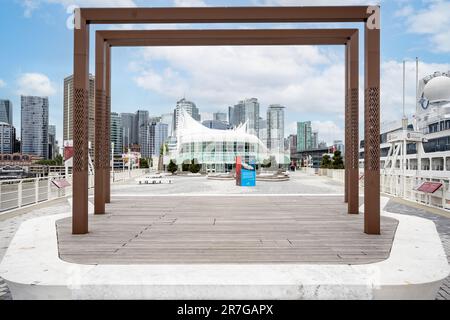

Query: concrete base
left=0, top=197, right=448, bottom=300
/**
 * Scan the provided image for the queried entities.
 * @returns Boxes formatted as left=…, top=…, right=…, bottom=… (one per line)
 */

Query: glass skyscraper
left=121, top=113, right=136, bottom=148
left=297, top=121, right=313, bottom=152
left=48, top=124, right=57, bottom=159
left=0, top=122, right=13, bottom=154
left=110, top=112, right=123, bottom=157
left=173, top=98, right=200, bottom=134
left=0, top=100, right=13, bottom=125
left=229, top=98, right=260, bottom=137
left=267, top=104, right=285, bottom=153
left=136, top=110, right=150, bottom=158
left=21, top=96, right=49, bottom=159
left=150, top=122, right=168, bottom=157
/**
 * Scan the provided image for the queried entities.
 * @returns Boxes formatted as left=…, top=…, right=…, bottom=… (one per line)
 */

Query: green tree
left=140, top=158, right=150, bottom=169
left=182, top=160, right=190, bottom=172
left=320, top=154, right=332, bottom=169
left=261, top=158, right=271, bottom=168
left=332, top=150, right=344, bottom=169
left=55, top=154, right=63, bottom=166
left=167, top=159, right=178, bottom=174
left=189, top=159, right=201, bottom=174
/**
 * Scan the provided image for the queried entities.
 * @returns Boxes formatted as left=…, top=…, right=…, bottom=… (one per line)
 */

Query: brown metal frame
left=73, top=6, right=380, bottom=236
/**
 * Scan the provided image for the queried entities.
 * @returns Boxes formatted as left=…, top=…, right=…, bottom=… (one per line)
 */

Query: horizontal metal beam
left=82, top=6, right=371, bottom=24
left=99, top=29, right=357, bottom=47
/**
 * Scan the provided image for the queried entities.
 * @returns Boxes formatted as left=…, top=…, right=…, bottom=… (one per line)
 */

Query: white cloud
left=0, top=79, right=6, bottom=88
left=400, top=0, right=450, bottom=53
left=173, top=0, right=207, bottom=6
left=16, top=73, right=56, bottom=97
left=131, top=46, right=339, bottom=114
left=21, top=0, right=136, bottom=17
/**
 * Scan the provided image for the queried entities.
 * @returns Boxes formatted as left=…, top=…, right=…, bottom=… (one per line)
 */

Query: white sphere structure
left=423, top=75, right=450, bottom=103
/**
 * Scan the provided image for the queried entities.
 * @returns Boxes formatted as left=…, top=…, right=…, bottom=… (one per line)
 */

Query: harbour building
left=173, top=109, right=281, bottom=173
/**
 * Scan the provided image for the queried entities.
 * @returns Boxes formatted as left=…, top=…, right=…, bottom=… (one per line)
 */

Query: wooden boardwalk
left=57, top=196, right=398, bottom=265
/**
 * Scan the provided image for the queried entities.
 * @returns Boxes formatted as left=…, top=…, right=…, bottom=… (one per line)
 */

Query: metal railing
left=0, top=169, right=149, bottom=214
left=301, top=167, right=450, bottom=211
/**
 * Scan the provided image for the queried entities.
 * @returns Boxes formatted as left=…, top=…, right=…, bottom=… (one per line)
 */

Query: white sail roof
left=176, top=109, right=269, bottom=151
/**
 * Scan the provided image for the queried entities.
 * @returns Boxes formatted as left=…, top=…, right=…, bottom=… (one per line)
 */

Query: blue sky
left=0, top=0, right=449, bottom=145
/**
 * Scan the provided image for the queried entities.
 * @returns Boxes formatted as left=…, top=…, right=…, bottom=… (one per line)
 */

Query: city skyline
left=1, top=1, right=450, bottom=148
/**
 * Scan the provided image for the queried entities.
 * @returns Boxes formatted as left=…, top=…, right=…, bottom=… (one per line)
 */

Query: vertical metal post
left=47, top=178, right=51, bottom=201
left=344, top=43, right=350, bottom=203
left=18, top=181, right=22, bottom=208
left=105, top=45, right=111, bottom=203
left=348, top=31, right=359, bottom=214
left=95, top=33, right=106, bottom=214
left=364, top=11, right=381, bottom=234
left=35, top=178, right=39, bottom=204
left=72, top=12, right=89, bottom=234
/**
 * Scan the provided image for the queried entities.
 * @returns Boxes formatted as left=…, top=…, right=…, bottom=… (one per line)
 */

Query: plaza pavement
left=0, top=171, right=449, bottom=300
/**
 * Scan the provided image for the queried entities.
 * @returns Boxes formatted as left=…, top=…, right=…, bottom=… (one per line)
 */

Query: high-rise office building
left=120, top=113, right=136, bottom=148
left=258, top=118, right=267, bottom=148
left=173, top=98, right=200, bottom=134
left=312, top=131, right=319, bottom=149
left=297, top=121, right=313, bottom=152
left=111, top=112, right=123, bottom=157
left=149, top=122, right=168, bottom=157
left=213, top=112, right=227, bottom=123
left=288, top=134, right=297, bottom=154
left=333, top=140, right=345, bottom=155
left=267, top=104, right=285, bottom=153
left=136, top=110, right=150, bottom=158
left=48, top=124, right=56, bottom=159
left=0, top=100, right=13, bottom=125
left=0, top=122, right=13, bottom=154
left=229, top=98, right=260, bottom=137
left=161, top=113, right=174, bottom=137
left=21, top=96, right=49, bottom=159
left=202, top=120, right=230, bottom=130
left=63, top=74, right=95, bottom=154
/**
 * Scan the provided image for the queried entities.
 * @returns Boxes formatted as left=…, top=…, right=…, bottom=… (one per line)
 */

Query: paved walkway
left=385, top=199, right=450, bottom=300
left=1, top=172, right=449, bottom=300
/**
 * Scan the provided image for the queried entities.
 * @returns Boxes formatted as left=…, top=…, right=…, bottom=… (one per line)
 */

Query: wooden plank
left=56, top=196, right=397, bottom=265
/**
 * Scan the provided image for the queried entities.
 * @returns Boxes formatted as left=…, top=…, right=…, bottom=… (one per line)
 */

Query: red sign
left=417, top=182, right=442, bottom=194
left=52, top=179, right=71, bottom=189
left=235, top=156, right=242, bottom=186
left=64, top=147, right=74, bottom=161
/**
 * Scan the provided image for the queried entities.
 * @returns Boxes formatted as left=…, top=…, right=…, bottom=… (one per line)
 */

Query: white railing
left=304, top=167, right=450, bottom=211
left=380, top=174, right=450, bottom=211
left=317, top=168, right=346, bottom=183
left=0, top=169, right=149, bottom=214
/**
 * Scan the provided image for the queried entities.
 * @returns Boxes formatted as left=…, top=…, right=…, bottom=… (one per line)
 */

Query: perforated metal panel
left=95, top=90, right=106, bottom=170
left=104, top=95, right=111, bottom=170
left=364, top=87, right=380, bottom=172
left=350, top=88, right=359, bottom=170
left=73, top=88, right=88, bottom=173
